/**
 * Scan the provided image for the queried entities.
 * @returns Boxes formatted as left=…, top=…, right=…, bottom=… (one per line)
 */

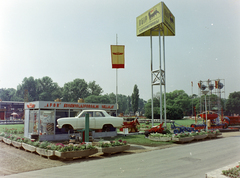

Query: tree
left=144, top=98, right=160, bottom=119
left=16, top=76, right=38, bottom=101
left=62, top=79, right=89, bottom=102
left=226, top=91, right=240, bottom=115
left=88, top=81, right=103, bottom=96
left=37, top=76, right=62, bottom=101
left=0, top=88, right=17, bottom=101
left=131, top=84, right=139, bottom=114
left=138, top=98, right=146, bottom=116
left=84, top=95, right=110, bottom=104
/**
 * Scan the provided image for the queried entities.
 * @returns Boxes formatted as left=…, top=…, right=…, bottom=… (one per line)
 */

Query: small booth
left=24, top=101, right=117, bottom=141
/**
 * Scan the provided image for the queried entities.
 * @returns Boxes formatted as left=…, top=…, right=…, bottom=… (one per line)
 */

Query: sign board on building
left=25, top=101, right=117, bottom=111
left=111, top=45, right=125, bottom=69
left=136, top=2, right=175, bottom=36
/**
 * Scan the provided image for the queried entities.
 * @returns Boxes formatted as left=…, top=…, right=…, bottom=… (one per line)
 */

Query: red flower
left=236, top=165, right=239, bottom=168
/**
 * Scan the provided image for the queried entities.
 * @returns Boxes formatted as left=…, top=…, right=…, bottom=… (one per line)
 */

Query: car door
left=77, top=111, right=94, bottom=129
left=95, top=111, right=106, bottom=129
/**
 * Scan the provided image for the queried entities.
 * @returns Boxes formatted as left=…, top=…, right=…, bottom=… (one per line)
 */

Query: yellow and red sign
left=111, top=45, right=125, bottom=69
left=136, top=2, right=175, bottom=36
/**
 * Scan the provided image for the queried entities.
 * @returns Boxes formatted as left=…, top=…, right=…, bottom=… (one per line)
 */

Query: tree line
left=0, top=76, right=144, bottom=115
left=144, top=90, right=240, bottom=119
left=0, top=76, right=239, bottom=118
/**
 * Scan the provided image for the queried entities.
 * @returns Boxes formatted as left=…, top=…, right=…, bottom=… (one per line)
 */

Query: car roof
left=82, top=110, right=107, bottom=112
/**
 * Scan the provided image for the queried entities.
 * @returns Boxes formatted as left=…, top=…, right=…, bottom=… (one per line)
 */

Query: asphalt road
left=2, top=135, right=240, bottom=178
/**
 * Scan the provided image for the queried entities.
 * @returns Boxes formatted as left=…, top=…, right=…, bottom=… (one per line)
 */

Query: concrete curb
left=205, top=161, right=239, bottom=178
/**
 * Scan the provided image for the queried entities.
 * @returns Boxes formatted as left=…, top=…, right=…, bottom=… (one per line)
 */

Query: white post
left=150, top=30, right=154, bottom=127
left=159, top=26, right=162, bottom=124
left=162, top=25, right=167, bottom=127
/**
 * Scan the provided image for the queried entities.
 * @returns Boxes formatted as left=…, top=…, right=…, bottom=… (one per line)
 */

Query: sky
left=0, top=0, right=239, bottom=101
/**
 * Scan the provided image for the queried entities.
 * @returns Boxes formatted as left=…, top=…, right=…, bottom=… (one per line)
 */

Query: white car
left=57, top=110, right=123, bottom=132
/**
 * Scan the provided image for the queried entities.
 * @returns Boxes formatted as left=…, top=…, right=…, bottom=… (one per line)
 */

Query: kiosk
left=24, top=101, right=117, bottom=141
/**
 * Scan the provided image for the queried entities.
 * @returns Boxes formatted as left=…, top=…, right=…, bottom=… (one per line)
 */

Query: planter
left=36, top=148, right=55, bottom=159
left=101, top=145, right=130, bottom=155
left=193, top=134, right=208, bottom=141
left=149, top=137, right=172, bottom=142
left=3, top=138, right=12, bottom=145
left=0, top=136, right=3, bottom=142
left=11, top=141, right=22, bottom=149
left=22, top=143, right=36, bottom=153
left=172, top=137, right=194, bottom=143
left=207, top=134, right=217, bottom=139
left=216, top=132, right=222, bottom=137
left=55, top=149, right=98, bottom=160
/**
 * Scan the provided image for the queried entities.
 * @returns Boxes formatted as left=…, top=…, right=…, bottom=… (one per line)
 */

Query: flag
left=111, top=45, right=125, bottom=69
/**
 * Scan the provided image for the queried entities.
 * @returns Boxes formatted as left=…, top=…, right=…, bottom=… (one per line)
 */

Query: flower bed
left=222, top=163, right=240, bottom=177
left=98, top=140, right=130, bottom=155
left=36, top=148, right=55, bottom=159
left=12, top=140, right=22, bottom=149
left=22, top=143, right=36, bottom=153
left=55, top=149, right=98, bottom=159
left=207, top=130, right=222, bottom=139
left=172, top=137, right=194, bottom=143
left=3, top=137, right=12, bottom=145
left=149, top=133, right=172, bottom=142
left=53, top=142, right=98, bottom=159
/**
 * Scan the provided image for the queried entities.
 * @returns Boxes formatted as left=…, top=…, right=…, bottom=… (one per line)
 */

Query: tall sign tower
left=136, top=2, right=175, bottom=126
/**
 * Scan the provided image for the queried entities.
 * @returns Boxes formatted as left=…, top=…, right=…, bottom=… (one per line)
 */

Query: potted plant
left=190, top=131, right=208, bottom=141
left=21, top=138, right=37, bottom=153
left=3, top=134, right=13, bottom=145
left=36, top=141, right=56, bottom=159
left=172, top=132, right=194, bottom=143
left=11, top=136, right=23, bottom=149
left=0, top=132, right=5, bottom=141
left=54, top=142, right=98, bottom=160
left=98, top=140, right=130, bottom=155
left=149, top=133, right=172, bottom=142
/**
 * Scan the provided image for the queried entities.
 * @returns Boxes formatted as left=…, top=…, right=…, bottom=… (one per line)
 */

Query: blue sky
left=0, top=0, right=239, bottom=101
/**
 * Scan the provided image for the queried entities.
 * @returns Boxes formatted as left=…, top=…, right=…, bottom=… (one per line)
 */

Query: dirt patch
left=0, top=142, right=66, bottom=176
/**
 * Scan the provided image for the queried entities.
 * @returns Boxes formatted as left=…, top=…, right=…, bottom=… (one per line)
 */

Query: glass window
left=29, top=110, right=39, bottom=134
left=40, top=110, right=55, bottom=135
left=80, top=111, right=93, bottom=118
left=95, top=111, right=105, bottom=117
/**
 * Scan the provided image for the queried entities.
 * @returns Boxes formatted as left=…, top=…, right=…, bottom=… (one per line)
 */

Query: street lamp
left=202, top=90, right=209, bottom=131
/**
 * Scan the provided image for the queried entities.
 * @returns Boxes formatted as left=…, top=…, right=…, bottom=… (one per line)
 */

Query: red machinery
left=199, top=111, right=218, bottom=120
left=223, top=116, right=240, bottom=126
left=144, top=123, right=166, bottom=137
left=120, top=118, right=140, bottom=133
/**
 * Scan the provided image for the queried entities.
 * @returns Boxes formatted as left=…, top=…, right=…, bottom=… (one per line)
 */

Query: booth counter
left=24, top=101, right=117, bottom=141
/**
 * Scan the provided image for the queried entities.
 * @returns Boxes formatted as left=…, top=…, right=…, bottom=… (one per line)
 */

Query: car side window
left=87, top=112, right=93, bottom=117
left=80, top=112, right=93, bottom=118
left=95, top=112, right=105, bottom=117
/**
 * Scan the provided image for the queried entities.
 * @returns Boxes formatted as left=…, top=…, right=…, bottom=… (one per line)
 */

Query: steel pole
left=150, top=30, right=154, bottom=127
left=159, top=26, right=162, bottom=124
left=205, top=94, right=208, bottom=131
left=162, top=25, right=167, bottom=127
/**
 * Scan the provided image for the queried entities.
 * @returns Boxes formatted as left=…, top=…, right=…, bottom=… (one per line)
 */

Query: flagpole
left=191, top=81, right=193, bottom=118
left=116, top=34, right=118, bottom=116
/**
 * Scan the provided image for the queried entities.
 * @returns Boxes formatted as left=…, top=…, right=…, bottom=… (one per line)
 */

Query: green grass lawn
left=0, top=119, right=196, bottom=147
left=106, top=134, right=174, bottom=147
left=0, top=124, right=24, bottom=136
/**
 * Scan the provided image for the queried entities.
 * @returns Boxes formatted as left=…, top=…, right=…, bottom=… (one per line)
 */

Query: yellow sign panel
left=111, top=45, right=125, bottom=69
left=136, top=2, right=175, bottom=36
